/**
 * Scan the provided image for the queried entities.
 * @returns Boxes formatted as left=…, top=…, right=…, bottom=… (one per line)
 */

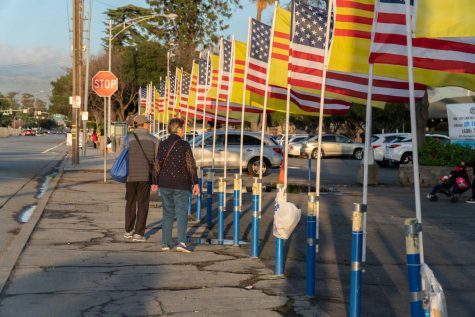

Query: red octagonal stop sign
left=92, top=71, right=118, bottom=97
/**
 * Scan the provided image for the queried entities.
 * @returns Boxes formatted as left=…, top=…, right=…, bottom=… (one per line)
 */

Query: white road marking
left=41, top=141, right=66, bottom=154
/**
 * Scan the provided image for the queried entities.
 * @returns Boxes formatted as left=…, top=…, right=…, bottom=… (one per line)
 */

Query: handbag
left=110, top=135, right=128, bottom=183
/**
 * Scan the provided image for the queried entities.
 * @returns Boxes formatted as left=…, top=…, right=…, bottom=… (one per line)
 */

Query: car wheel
left=247, top=157, right=270, bottom=177
left=353, top=148, right=364, bottom=160
left=400, top=152, right=412, bottom=164
left=311, top=149, right=323, bottom=159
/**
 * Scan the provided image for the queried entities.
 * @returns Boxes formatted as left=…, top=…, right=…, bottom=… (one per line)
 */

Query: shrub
left=419, top=138, right=473, bottom=167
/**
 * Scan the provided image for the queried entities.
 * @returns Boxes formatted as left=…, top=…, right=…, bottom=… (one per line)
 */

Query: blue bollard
left=187, top=191, right=193, bottom=216
left=217, top=178, right=225, bottom=245
left=196, top=169, right=203, bottom=221
left=233, top=174, right=241, bottom=246
left=275, top=184, right=285, bottom=276
left=405, top=218, right=424, bottom=317
left=206, top=171, right=214, bottom=229
left=306, top=193, right=318, bottom=296
left=349, top=203, right=366, bottom=317
left=251, top=178, right=261, bottom=257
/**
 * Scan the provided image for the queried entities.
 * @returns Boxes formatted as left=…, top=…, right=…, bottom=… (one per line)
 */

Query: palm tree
left=253, top=0, right=275, bottom=21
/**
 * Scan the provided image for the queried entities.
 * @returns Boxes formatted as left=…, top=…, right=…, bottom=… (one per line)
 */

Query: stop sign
left=91, top=71, right=118, bottom=97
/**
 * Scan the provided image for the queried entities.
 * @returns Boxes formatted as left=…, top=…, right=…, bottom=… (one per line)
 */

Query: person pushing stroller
left=427, top=161, right=471, bottom=202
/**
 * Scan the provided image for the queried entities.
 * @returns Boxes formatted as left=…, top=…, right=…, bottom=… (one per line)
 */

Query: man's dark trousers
left=125, top=181, right=151, bottom=236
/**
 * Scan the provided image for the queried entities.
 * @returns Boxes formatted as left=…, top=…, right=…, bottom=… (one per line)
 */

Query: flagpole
left=313, top=0, right=334, bottom=255
left=224, top=37, right=236, bottom=179
left=201, top=50, right=211, bottom=167
left=192, top=63, right=199, bottom=154
left=158, top=77, right=162, bottom=135
left=258, top=4, right=278, bottom=180
left=166, top=52, right=171, bottom=134
left=185, top=65, right=193, bottom=135
left=240, top=18, right=252, bottom=177
left=212, top=39, right=224, bottom=171
left=173, top=67, right=179, bottom=118
left=404, top=0, right=424, bottom=263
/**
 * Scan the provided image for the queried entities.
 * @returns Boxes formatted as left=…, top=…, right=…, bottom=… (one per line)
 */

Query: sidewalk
left=0, top=150, right=321, bottom=317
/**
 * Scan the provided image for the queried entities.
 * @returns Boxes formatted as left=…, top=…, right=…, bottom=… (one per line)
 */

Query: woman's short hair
left=168, top=118, right=185, bottom=134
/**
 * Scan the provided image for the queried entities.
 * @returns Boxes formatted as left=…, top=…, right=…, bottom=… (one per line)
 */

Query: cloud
left=0, top=43, right=70, bottom=96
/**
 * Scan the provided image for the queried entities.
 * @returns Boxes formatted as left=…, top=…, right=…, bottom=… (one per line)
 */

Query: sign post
left=92, top=71, right=118, bottom=182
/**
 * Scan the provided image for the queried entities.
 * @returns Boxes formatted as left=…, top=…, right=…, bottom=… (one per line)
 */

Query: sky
left=0, top=0, right=275, bottom=101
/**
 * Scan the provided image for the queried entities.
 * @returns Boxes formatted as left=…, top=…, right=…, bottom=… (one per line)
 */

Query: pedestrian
left=152, top=118, right=199, bottom=252
left=427, top=161, right=471, bottom=202
left=124, top=115, right=158, bottom=242
left=91, top=130, right=98, bottom=149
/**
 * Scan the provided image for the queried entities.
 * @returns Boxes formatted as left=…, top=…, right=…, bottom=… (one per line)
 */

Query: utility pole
left=71, top=0, right=83, bottom=165
left=82, top=0, right=92, bottom=157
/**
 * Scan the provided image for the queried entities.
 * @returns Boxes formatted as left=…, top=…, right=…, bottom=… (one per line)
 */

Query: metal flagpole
left=173, top=67, right=179, bottom=118
left=404, top=0, right=424, bottom=262
left=166, top=52, right=171, bottom=133
left=239, top=18, right=252, bottom=177
left=258, top=6, right=278, bottom=180
left=212, top=39, right=224, bottom=171
left=224, top=37, right=235, bottom=179
left=192, top=63, right=199, bottom=153
left=201, top=50, right=211, bottom=166
left=185, top=65, right=193, bottom=135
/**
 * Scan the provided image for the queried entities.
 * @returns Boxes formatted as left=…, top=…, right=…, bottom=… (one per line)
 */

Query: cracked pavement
left=0, top=165, right=303, bottom=317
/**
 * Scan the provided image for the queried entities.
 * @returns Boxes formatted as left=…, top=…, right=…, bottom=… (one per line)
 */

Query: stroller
left=427, top=166, right=471, bottom=202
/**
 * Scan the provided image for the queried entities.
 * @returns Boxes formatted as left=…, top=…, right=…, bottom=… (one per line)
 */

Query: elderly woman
left=152, top=118, right=199, bottom=252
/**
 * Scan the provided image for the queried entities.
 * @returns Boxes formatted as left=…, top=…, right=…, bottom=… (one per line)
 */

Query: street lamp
left=106, top=13, right=177, bottom=137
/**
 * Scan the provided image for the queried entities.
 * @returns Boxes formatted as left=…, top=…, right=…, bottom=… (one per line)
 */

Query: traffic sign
left=91, top=71, right=118, bottom=97
left=69, top=96, right=81, bottom=108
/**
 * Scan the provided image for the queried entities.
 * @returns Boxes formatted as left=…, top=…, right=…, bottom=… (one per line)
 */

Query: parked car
left=371, top=133, right=411, bottom=166
left=22, top=129, right=36, bottom=136
left=384, top=134, right=451, bottom=165
left=287, top=135, right=309, bottom=157
left=192, top=131, right=283, bottom=176
left=301, top=134, right=364, bottom=159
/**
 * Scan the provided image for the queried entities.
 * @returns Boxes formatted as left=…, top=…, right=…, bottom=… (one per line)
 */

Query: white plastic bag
left=273, top=191, right=301, bottom=239
left=422, top=264, right=448, bottom=317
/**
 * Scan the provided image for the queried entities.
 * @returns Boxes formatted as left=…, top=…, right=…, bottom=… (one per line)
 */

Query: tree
left=49, top=71, right=72, bottom=118
left=38, top=118, right=58, bottom=130
left=253, top=0, right=274, bottom=22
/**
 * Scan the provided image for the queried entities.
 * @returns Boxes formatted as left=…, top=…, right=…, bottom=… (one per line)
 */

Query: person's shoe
left=161, top=244, right=171, bottom=251
left=466, top=198, right=475, bottom=203
left=426, top=193, right=438, bottom=201
left=176, top=242, right=192, bottom=253
left=124, top=231, right=133, bottom=239
left=132, top=234, right=146, bottom=242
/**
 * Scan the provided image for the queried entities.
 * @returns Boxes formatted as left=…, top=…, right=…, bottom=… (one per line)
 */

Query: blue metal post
left=275, top=184, right=285, bottom=276
left=306, top=193, right=318, bottom=296
left=217, top=177, right=225, bottom=245
left=405, top=219, right=424, bottom=317
left=187, top=191, right=193, bottom=216
left=233, top=174, right=241, bottom=246
left=206, top=171, right=214, bottom=229
left=251, top=178, right=261, bottom=257
left=350, top=203, right=366, bottom=317
left=196, top=168, right=203, bottom=221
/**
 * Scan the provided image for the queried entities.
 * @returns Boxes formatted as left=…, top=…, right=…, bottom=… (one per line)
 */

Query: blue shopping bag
left=110, top=135, right=128, bottom=183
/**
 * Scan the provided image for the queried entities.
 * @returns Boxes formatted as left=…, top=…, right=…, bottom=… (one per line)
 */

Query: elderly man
left=124, top=115, right=158, bottom=242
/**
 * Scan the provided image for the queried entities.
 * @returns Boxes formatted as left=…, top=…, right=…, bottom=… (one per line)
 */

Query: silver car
left=301, top=134, right=364, bottom=159
left=191, top=131, right=283, bottom=176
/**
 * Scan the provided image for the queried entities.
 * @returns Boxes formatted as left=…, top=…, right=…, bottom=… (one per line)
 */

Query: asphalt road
left=0, top=134, right=68, bottom=267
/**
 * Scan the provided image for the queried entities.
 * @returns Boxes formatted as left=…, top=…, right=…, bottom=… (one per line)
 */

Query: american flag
left=168, top=70, right=177, bottom=109
left=369, top=0, right=475, bottom=87
left=196, top=55, right=212, bottom=114
left=246, top=19, right=272, bottom=96
left=180, top=71, right=191, bottom=110
left=139, top=87, right=147, bottom=114
left=157, top=80, right=165, bottom=112
left=290, top=0, right=425, bottom=105
left=218, top=39, right=232, bottom=100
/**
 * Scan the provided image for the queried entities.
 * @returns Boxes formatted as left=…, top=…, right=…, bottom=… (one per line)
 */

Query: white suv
left=384, top=134, right=450, bottom=165
left=371, top=133, right=410, bottom=166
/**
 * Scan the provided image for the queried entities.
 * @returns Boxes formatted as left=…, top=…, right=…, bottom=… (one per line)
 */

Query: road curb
left=0, top=154, right=69, bottom=294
